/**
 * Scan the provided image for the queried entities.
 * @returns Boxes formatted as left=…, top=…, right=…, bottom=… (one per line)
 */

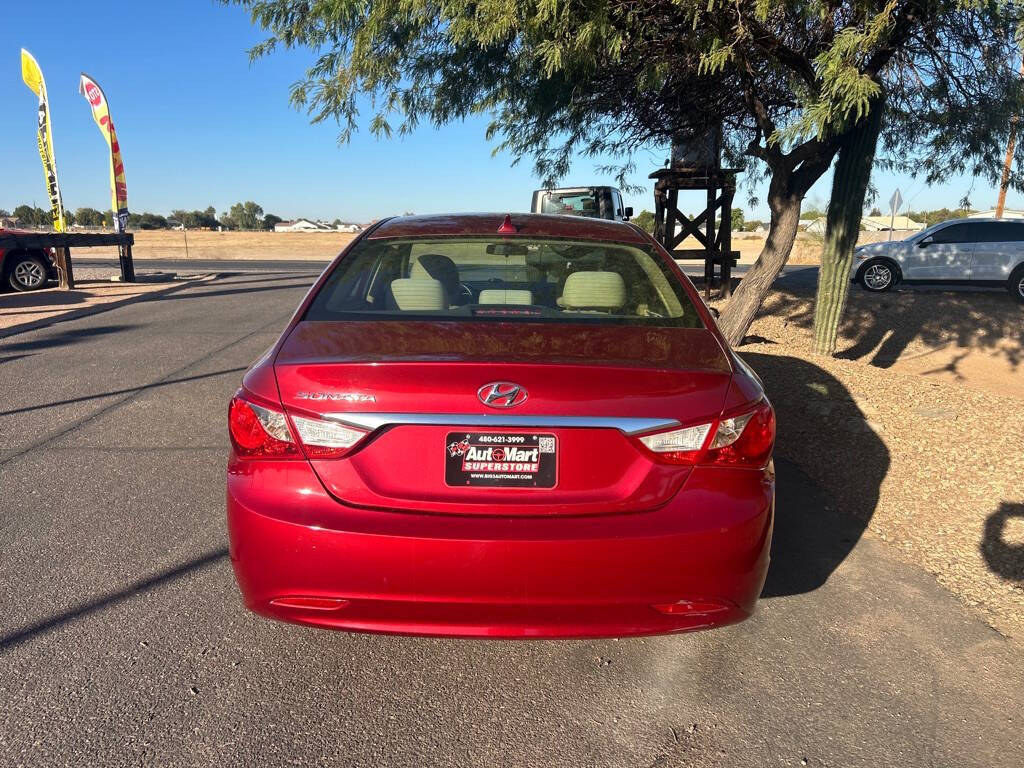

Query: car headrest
left=388, top=278, right=448, bottom=311
left=478, top=289, right=533, bottom=306
left=410, top=253, right=460, bottom=297
left=559, top=271, right=626, bottom=310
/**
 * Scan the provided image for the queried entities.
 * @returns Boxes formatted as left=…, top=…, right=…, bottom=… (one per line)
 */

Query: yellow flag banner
left=20, top=49, right=65, bottom=232
left=79, top=73, right=129, bottom=232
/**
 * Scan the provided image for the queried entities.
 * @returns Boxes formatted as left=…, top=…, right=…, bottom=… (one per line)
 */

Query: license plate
left=444, top=432, right=557, bottom=488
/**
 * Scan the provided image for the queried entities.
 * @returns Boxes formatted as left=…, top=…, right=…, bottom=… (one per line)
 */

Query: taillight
left=228, top=395, right=300, bottom=459
left=290, top=415, right=367, bottom=459
left=228, top=393, right=368, bottom=460
left=704, top=399, right=775, bottom=468
left=636, top=399, right=774, bottom=468
left=638, top=423, right=712, bottom=464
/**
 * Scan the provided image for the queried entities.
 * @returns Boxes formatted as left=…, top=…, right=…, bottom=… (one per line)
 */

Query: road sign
left=888, top=189, right=903, bottom=240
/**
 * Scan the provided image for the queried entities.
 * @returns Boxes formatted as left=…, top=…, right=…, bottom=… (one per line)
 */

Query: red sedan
left=227, top=213, right=774, bottom=638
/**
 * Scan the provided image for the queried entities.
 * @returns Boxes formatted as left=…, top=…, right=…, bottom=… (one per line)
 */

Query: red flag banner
left=79, top=73, right=129, bottom=232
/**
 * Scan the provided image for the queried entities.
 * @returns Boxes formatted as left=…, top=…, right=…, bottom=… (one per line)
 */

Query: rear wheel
left=1010, top=265, right=1024, bottom=304
left=858, top=259, right=897, bottom=292
left=6, top=253, right=49, bottom=292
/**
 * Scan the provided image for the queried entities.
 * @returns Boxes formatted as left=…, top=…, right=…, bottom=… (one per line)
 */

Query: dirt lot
left=74, top=227, right=898, bottom=264
left=716, top=276, right=1024, bottom=638
left=84, top=230, right=358, bottom=261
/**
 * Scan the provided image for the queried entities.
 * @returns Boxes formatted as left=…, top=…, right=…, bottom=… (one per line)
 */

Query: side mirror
left=918, top=236, right=933, bottom=248
left=623, top=206, right=633, bottom=219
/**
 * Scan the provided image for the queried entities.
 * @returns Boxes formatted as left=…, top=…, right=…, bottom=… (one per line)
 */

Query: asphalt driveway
left=0, top=274, right=1020, bottom=767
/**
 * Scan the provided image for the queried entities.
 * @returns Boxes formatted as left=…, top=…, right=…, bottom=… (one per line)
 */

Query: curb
left=0, top=273, right=217, bottom=341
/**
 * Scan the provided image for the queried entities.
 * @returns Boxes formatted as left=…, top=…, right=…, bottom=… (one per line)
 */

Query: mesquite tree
left=231, top=0, right=1024, bottom=347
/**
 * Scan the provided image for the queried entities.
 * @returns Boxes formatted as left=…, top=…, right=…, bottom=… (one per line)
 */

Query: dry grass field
left=85, top=230, right=358, bottom=261
left=75, top=227, right=906, bottom=264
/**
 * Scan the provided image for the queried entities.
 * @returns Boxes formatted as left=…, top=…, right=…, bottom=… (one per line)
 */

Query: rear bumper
left=226, top=459, right=773, bottom=638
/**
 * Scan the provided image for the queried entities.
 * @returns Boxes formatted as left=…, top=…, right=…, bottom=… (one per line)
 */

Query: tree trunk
left=717, top=183, right=803, bottom=346
left=811, top=99, right=884, bottom=356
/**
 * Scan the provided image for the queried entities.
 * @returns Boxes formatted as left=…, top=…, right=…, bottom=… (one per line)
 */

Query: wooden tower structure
left=650, top=130, right=740, bottom=298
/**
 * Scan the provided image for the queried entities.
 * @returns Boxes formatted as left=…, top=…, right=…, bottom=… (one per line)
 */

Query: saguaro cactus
left=812, top=98, right=885, bottom=356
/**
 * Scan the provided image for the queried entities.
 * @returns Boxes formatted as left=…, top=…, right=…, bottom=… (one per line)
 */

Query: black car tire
left=857, top=258, right=898, bottom=292
left=6, top=252, right=50, bottom=292
left=1010, top=265, right=1024, bottom=304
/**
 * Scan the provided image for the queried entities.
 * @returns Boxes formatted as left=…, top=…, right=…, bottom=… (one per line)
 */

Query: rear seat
left=387, top=278, right=448, bottom=311
left=478, top=289, right=534, bottom=306
left=558, top=271, right=626, bottom=311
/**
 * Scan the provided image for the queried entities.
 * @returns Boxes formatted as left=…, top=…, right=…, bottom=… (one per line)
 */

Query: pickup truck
left=0, top=229, right=58, bottom=291
left=531, top=186, right=632, bottom=222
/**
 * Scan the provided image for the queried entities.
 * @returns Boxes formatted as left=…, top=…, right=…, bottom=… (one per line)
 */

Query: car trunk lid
left=274, top=320, right=732, bottom=516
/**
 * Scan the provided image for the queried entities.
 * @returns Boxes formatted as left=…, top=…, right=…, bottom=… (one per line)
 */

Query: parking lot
left=1, top=273, right=1022, bottom=767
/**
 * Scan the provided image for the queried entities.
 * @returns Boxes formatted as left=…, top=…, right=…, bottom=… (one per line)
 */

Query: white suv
left=852, top=218, right=1024, bottom=302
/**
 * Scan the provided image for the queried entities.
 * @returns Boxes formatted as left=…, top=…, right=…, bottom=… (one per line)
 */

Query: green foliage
left=12, top=205, right=51, bottom=228
left=128, top=212, right=169, bottom=230
left=222, top=201, right=265, bottom=230
left=263, top=213, right=283, bottom=230
left=906, top=208, right=973, bottom=227
left=631, top=209, right=655, bottom=234
left=731, top=208, right=744, bottom=232
left=172, top=207, right=221, bottom=229
left=231, top=0, right=1024, bottom=191
left=75, top=207, right=106, bottom=227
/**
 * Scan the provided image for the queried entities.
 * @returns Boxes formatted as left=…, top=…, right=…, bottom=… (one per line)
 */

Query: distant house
left=967, top=209, right=1024, bottom=219
left=274, top=219, right=329, bottom=232
left=274, top=218, right=361, bottom=233
left=0, top=215, right=20, bottom=229
left=802, top=215, right=924, bottom=235
left=860, top=215, right=924, bottom=232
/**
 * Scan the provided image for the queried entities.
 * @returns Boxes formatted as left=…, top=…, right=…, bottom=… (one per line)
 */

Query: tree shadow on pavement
left=0, top=547, right=228, bottom=654
left=0, top=287, right=89, bottom=310
left=0, top=365, right=247, bottom=417
left=743, top=352, right=890, bottom=598
left=156, top=280, right=315, bottom=303
left=0, top=323, right=137, bottom=351
left=981, top=503, right=1024, bottom=582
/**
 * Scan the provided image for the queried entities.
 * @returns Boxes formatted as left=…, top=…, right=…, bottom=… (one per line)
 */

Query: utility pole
left=996, top=57, right=1024, bottom=218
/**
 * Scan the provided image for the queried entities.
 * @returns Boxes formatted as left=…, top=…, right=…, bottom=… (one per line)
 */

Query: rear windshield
left=304, top=236, right=704, bottom=328
left=538, top=190, right=602, bottom=217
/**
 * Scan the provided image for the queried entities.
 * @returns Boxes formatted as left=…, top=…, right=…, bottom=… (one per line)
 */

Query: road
left=1, top=273, right=1021, bottom=767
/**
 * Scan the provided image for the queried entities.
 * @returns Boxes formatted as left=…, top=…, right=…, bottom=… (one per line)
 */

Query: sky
left=1, top=1, right=1020, bottom=224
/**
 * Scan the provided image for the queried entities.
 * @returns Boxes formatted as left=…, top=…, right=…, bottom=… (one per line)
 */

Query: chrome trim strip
left=321, top=412, right=680, bottom=436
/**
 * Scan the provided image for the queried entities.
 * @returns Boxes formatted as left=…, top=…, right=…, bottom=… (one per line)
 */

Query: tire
left=6, top=252, right=50, bottom=292
left=858, top=259, right=898, bottom=292
left=1010, top=265, right=1024, bottom=304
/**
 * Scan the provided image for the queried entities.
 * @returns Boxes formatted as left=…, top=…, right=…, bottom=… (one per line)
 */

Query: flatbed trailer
left=0, top=231, right=134, bottom=289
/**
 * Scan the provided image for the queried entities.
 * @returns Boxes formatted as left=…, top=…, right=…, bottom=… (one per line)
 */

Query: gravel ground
left=716, top=277, right=1024, bottom=638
